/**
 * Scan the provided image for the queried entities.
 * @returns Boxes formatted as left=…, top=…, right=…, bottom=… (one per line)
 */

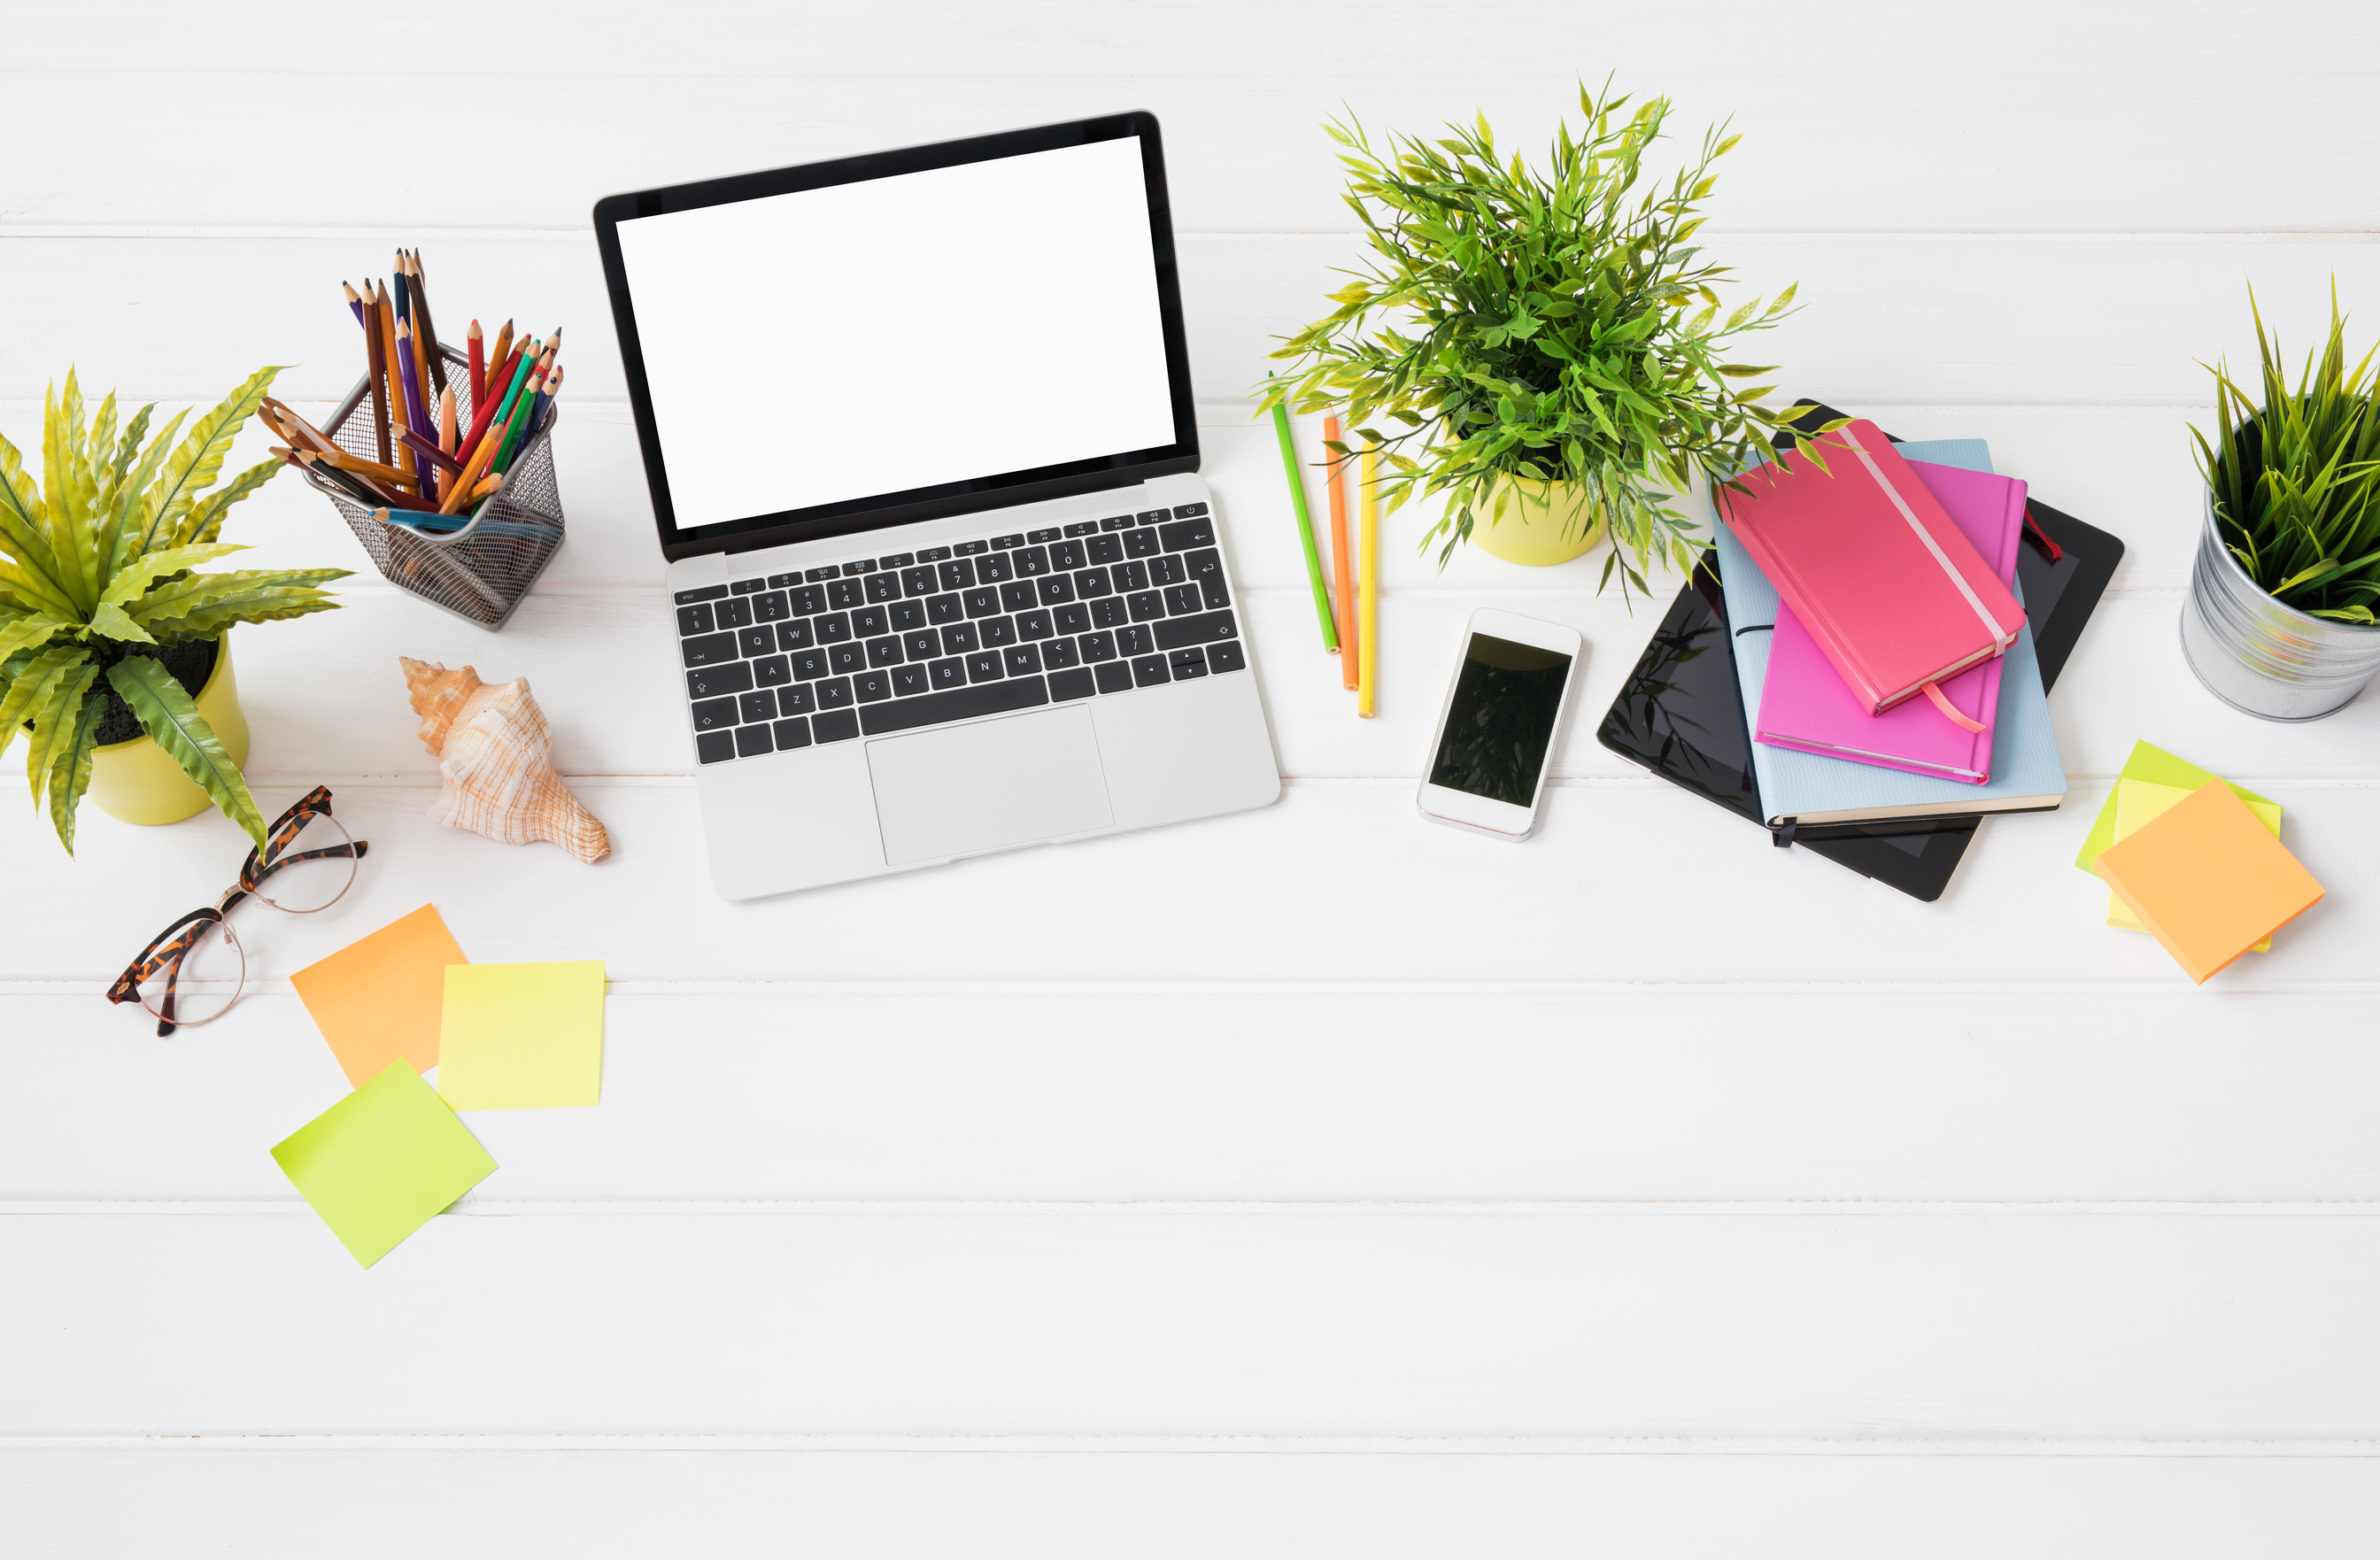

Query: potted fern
left=1260, top=82, right=1826, bottom=599
left=2183, top=287, right=2380, bottom=721
left=0, top=367, right=349, bottom=852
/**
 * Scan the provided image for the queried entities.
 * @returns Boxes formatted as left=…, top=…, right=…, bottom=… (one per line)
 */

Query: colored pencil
left=437, top=385, right=459, bottom=502
left=342, top=281, right=364, bottom=327
left=398, top=426, right=468, bottom=475
left=1357, top=443, right=1378, bottom=719
left=259, top=398, right=342, bottom=459
left=1324, top=413, right=1356, bottom=687
left=490, top=342, right=537, bottom=434
left=359, top=282, right=393, bottom=467
left=520, top=363, right=560, bottom=448
left=394, top=319, right=437, bottom=490
left=400, top=265, right=432, bottom=404
left=439, top=413, right=508, bottom=515
left=493, top=366, right=545, bottom=474
left=466, top=320, right=484, bottom=415
left=294, top=449, right=435, bottom=511
left=315, top=447, right=421, bottom=487
left=1271, top=402, right=1337, bottom=652
left=406, top=251, right=447, bottom=395
left=484, top=320, right=514, bottom=400
left=376, top=282, right=411, bottom=460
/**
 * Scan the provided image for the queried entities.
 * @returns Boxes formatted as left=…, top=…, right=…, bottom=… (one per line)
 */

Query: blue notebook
left=1713, top=438, right=2068, bottom=827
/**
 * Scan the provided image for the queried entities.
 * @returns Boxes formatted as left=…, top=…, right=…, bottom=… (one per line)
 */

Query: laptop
left=593, top=114, right=1280, bottom=900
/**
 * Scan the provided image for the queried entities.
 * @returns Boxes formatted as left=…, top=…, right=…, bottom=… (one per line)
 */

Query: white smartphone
left=1415, top=607, right=1584, bottom=840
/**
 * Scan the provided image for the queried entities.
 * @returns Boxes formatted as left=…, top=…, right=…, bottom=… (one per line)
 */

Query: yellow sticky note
left=270, top=1062, right=496, bottom=1269
left=2107, top=778, right=2283, bottom=950
left=290, top=905, right=468, bottom=1088
left=436, top=961, right=606, bottom=1110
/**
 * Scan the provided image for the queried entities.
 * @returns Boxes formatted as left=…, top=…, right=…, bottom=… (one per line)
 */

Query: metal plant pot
left=2181, top=490, right=2380, bottom=721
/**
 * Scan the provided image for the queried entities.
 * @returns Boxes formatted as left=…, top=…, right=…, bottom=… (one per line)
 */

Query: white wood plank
left=11, top=990, right=2380, bottom=1203
left=5, top=1447, right=2377, bottom=1560
left=11, top=1206, right=2380, bottom=1436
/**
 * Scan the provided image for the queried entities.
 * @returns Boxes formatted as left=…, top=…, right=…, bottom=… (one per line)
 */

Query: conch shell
left=400, top=657, right=610, bottom=863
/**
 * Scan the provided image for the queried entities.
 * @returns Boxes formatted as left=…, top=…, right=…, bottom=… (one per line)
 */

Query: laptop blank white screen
left=614, top=135, right=1178, bottom=531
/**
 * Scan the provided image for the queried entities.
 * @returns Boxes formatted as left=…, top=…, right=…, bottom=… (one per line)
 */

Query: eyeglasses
left=108, top=786, right=371, bottom=1036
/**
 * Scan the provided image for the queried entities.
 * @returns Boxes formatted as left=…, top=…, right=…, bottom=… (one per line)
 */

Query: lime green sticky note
left=2075, top=740, right=2278, bottom=877
left=270, top=1062, right=496, bottom=1269
left=436, top=961, right=606, bottom=1111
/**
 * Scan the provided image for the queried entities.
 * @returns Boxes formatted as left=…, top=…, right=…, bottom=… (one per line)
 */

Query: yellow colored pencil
left=1357, top=444, right=1378, bottom=719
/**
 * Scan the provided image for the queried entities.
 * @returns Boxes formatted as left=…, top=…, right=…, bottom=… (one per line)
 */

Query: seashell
left=399, top=657, right=610, bottom=863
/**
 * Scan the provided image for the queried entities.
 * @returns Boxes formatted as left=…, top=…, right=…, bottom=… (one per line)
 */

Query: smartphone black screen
left=1429, top=633, right=1575, bottom=807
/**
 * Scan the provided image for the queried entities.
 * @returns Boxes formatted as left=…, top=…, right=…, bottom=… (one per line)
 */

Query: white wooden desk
left=8, top=4, right=2380, bottom=1552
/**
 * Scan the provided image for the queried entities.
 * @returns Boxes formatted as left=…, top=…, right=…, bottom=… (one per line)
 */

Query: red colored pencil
left=466, top=320, right=484, bottom=417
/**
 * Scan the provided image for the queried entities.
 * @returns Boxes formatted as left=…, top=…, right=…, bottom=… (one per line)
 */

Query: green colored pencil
left=1271, top=401, right=1338, bottom=652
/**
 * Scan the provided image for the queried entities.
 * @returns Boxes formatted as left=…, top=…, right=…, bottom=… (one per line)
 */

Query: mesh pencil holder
left=304, top=342, right=564, bottom=629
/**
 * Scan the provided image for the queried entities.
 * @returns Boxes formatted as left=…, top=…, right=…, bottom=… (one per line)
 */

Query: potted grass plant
left=2183, top=286, right=2380, bottom=720
left=0, top=367, right=350, bottom=852
left=1259, top=81, right=1828, bottom=599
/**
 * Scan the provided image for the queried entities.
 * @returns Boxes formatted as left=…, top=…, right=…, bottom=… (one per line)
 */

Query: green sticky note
left=2075, top=740, right=2278, bottom=877
left=270, top=1062, right=497, bottom=1269
left=436, top=961, right=606, bottom=1111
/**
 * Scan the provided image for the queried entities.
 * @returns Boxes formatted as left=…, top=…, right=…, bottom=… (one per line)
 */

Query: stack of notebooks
left=1598, top=402, right=2124, bottom=902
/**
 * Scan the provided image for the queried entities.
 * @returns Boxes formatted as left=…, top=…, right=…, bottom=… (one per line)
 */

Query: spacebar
left=859, top=675, right=1049, bottom=736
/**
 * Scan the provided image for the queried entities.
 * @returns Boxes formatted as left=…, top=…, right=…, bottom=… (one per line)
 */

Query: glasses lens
left=138, top=917, right=243, bottom=1028
left=252, top=811, right=359, bottom=913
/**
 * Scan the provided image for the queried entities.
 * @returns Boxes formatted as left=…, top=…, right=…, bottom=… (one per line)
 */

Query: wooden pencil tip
left=467, top=320, right=483, bottom=338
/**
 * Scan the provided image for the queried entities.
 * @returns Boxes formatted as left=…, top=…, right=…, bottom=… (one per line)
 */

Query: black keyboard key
left=1036, top=575, right=1074, bottom=606
left=773, top=716, right=813, bottom=749
left=1091, top=597, right=1128, bottom=629
left=980, top=614, right=1017, bottom=647
left=879, top=552, right=915, bottom=568
left=954, top=539, right=988, bottom=555
left=892, top=664, right=931, bottom=696
left=734, top=723, right=773, bottom=758
left=858, top=673, right=1050, bottom=736
left=1117, top=624, right=1154, bottom=657
left=1017, top=608, right=1054, bottom=640
left=1088, top=534, right=1124, bottom=565
left=1050, top=667, right=1096, bottom=701
left=902, top=566, right=939, bottom=597
left=1074, top=567, right=1112, bottom=598
left=965, top=651, right=1005, bottom=683
left=992, top=532, right=1025, bottom=549
left=1186, top=549, right=1229, bottom=607
left=767, top=573, right=800, bottom=589
left=1078, top=630, right=1117, bottom=662
left=963, top=586, right=1000, bottom=618
left=1100, top=514, right=1135, bottom=531
left=752, top=591, right=790, bottom=622
left=828, top=643, right=866, bottom=674
left=942, top=620, right=980, bottom=653
left=1172, top=500, right=1209, bottom=517
left=1094, top=661, right=1133, bottom=694
left=815, top=676, right=854, bottom=708
left=854, top=669, right=893, bottom=703
left=1039, top=634, right=1079, bottom=668
left=1137, top=509, right=1169, bottom=525
left=1153, top=610, right=1239, bottom=651
left=1001, top=580, right=1038, bottom=613
left=865, top=573, right=900, bottom=603
left=1152, top=554, right=1187, bottom=587
left=1201, top=639, right=1241, bottom=671
left=866, top=635, right=905, bottom=668
left=976, top=551, right=1013, bottom=583
left=751, top=654, right=792, bottom=688
left=676, top=602, right=715, bottom=636
left=1013, top=545, right=1050, bottom=576
left=777, top=619, right=815, bottom=651
left=1003, top=644, right=1042, bottom=676
left=738, top=627, right=777, bottom=658
left=814, top=612, right=852, bottom=643
left=928, top=656, right=966, bottom=690
left=696, top=730, right=736, bottom=764
left=854, top=605, right=889, bottom=637
left=1113, top=560, right=1148, bottom=591
left=790, top=583, right=827, bottom=615
left=1127, top=591, right=1165, bottom=622
left=789, top=649, right=831, bottom=681
left=691, top=697, right=739, bottom=731
left=1160, top=515, right=1217, bottom=550
left=731, top=577, right=765, bottom=593
left=1055, top=603, right=1091, bottom=634
left=905, top=628, right=942, bottom=660
left=779, top=683, right=816, bottom=714
left=1132, top=653, right=1171, bottom=687
left=891, top=598, right=926, bottom=630
left=715, top=596, right=753, bottom=629
left=1063, top=520, right=1099, bottom=537
left=1027, top=526, right=1062, bottom=544
left=844, top=560, right=877, bottom=575
left=918, top=545, right=951, bottom=561
left=806, top=566, right=838, bottom=583
left=1051, top=538, right=1086, bottom=569
left=828, top=578, right=864, bottom=609
left=676, top=583, right=729, bottom=605
left=1168, top=647, right=1208, bottom=680
left=927, top=592, right=963, bottom=624
left=812, top=709, right=860, bottom=743
left=1165, top=583, right=1202, bottom=616
left=686, top=660, right=753, bottom=699
left=938, top=559, right=976, bottom=591
left=739, top=689, right=778, bottom=722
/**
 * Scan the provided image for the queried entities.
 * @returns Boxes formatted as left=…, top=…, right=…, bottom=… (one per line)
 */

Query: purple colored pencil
left=393, top=326, right=437, bottom=490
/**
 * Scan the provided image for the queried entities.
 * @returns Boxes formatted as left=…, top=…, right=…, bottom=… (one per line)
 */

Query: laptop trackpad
left=866, top=707, right=1113, bottom=865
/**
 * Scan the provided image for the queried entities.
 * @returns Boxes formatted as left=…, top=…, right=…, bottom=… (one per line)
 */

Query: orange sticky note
left=2096, top=781, right=2324, bottom=985
left=290, top=905, right=468, bottom=1086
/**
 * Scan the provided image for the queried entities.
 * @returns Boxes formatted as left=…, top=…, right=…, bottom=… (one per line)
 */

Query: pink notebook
left=1756, top=461, right=2029, bottom=784
left=1718, top=420, right=2027, bottom=714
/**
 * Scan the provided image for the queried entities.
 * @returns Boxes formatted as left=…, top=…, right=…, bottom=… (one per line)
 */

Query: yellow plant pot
left=79, top=637, right=250, bottom=826
left=1472, top=475, right=1608, bottom=567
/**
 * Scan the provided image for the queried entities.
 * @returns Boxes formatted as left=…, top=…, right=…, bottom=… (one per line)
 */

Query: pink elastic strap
left=1920, top=680, right=1986, bottom=733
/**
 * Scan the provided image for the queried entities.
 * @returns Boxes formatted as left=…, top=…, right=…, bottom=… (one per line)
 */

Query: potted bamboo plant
left=0, top=367, right=349, bottom=852
left=2183, top=286, right=2380, bottom=721
left=1260, top=81, right=1827, bottom=599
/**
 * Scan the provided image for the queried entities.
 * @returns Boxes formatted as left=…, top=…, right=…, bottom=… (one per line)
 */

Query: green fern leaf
left=99, top=542, right=247, bottom=607
left=132, top=366, right=282, bottom=561
left=174, top=459, right=282, bottom=549
left=127, top=568, right=349, bottom=641
left=41, top=374, right=102, bottom=611
left=88, top=601, right=156, bottom=644
left=42, top=672, right=107, bottom=855
left=107, top=654, right=265, bottom=848
left=22, top=655, right=99, bottom=813
left=0, top=422, right=60, bottom=583
left=0, top=558, right=80, bottom=619
left=101, top=406, right=189, bottom=583
left=0, top=612, right=75, bottom=662
left=0, top=645, right=89, bottom=761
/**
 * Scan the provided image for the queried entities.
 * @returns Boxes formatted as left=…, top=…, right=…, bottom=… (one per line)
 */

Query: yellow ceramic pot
left=1471, top=474, right=1608, bottom=567
left=80, top=636, right=251, bottom=826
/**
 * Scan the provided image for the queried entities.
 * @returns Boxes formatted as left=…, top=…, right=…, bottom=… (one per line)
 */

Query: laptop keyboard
left=673, top=503, right=1245, bottom=764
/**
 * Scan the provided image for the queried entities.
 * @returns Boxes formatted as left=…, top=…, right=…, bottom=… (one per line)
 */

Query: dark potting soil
left=90, top=638, right=217, bottom=745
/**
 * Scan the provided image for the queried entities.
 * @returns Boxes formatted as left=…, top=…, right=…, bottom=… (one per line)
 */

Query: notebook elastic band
left=1841, top=436, right=2008, bottom=651
left=1920, top=679, right=1987, bottom=733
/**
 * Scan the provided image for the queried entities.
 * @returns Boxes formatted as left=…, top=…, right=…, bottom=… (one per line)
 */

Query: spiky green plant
left=2195, top=284, right=2380, bottom=624
left=0, top=367, right=351, bottom=853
